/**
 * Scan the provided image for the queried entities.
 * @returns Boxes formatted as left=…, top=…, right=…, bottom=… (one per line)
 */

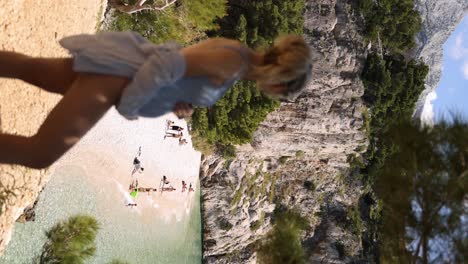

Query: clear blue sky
left=431, top=15, right=468, bottom=122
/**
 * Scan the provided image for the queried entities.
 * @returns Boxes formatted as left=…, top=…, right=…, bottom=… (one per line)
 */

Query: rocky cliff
left=201, top=1, right=468, bottom=263
left=412, top=0, right=468, bottom=125
left=201, top=1, right=370, bottom=263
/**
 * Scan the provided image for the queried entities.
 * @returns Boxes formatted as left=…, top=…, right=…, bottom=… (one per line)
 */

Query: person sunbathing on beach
left=161, top=185, right=176, bottom=192
left=126, top=203, right=137, bottom=207
left=137, top=146, right=142, bottom=157
left=0, top=31, right=311, bottom=168
left=166, top=120, right=183, bottom=131
left=136, top=187, right=154, bottom=195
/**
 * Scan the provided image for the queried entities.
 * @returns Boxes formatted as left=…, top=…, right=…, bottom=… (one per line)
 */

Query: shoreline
left=1, top=107, right=202, bottom=263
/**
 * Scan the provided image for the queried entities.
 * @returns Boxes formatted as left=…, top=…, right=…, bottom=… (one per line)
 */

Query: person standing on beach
left=0, top=31, right=312, bottom=168
left=137, top=146, right=142, bottom=157
left=129, top=179, right=139, bottom=191
left=162, top=175, right=170, bottom=185
left=132, top=157, right=144, bottom=176
left=182, top=180, right=187, bottom=192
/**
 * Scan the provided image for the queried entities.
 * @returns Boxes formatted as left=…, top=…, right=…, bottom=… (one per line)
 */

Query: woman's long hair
left=251, top=35, right=312, bottom=100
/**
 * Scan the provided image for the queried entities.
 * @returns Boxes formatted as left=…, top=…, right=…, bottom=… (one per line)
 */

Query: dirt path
left=0, top=0, right=105, bottom=254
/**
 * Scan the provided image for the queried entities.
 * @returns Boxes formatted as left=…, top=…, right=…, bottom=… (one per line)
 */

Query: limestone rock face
left=201, top=1, right=369, bottom=263
left=412, top=0, right=468, bottom=124
left=202, top=1, right=468, bottom=263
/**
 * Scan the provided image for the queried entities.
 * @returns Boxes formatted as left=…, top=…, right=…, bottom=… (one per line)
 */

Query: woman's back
left=140, top=43, right=250, bottom=117
left=60, top=31, right=249, bottom=119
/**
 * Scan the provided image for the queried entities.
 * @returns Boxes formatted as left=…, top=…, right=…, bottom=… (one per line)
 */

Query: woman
left=0, top=31, right=311, bottom=169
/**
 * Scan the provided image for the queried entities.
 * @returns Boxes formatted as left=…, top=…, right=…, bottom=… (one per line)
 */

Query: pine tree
left=38, top=215, right=100, bottom=264
left=257, top=210, right=308, bottom=264
left=376, top=119, right=467, bottom=263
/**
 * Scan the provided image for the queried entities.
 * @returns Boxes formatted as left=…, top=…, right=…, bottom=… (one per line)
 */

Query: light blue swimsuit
left=59, top=31, right=249, bottom=120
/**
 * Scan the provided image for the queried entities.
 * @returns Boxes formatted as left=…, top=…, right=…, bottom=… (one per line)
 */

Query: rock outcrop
left=412, top=0, right=468, bottom=124
left=201, top=1, right=370, bottom=263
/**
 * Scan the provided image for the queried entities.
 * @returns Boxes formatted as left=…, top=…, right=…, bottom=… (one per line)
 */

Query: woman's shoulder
left=187, top=37, right=244, bottom=50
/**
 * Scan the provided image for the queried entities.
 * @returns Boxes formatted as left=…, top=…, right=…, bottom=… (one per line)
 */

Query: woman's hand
left=173, top=102, right=194, bottom=119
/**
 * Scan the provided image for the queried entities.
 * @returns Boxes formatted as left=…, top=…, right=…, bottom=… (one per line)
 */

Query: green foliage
left=189, top=121, right=216, bottom=156
left=347, top=205, right=364, bottom=238
left=110, top=8, right=186, bottom=44
left=109, top=260, right=129, bottom=264
left=279, top=156, right=290, bottom=164
left=216, top=144, right=236, bottom=159
left=38, top=215, right=99, bottom=264
left=191, top=81, right=280, bottom=147
left=375, top=119, right=468, bottom=263
left=250, top=211, right=265, bottom=231
left=230, top=177, right=246, bottom=209
left=361, top=107, right=371, bottom=138
left=369, top=198, right=383, bottom=221
left=295, top=150, right=305, bottom=158
left=180, top=0, right=227, bottom=32
left=303, top=180, right=315, bottom=192
left=334, top=241, right=346, bottom=259
left=358, top=0, right=422, bottom=51
left=355, top=144, right=367, bottom=153
left=109, top=0, right=227, bottom=44
left=217, top=0, right=305, bottom=47
left=361, top=54, right=428, bottom=181
left=219, top=218, right=233, bottom=231
left=347, top=154, right=366, bottom=170
left=358, top=52, right=428, bottom=262
left=257, top=210, right=308, bottom=264
left=230, top=172, right=276, bottom=215
left=269, top=174, right=277, bottom=203
left=355, top=2, right=428, bottom=261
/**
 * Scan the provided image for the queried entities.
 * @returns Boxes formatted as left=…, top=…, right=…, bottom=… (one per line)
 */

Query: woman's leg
left=0, top=51, right=77, bottom=95
left=0, top=73, right=129, bottom=168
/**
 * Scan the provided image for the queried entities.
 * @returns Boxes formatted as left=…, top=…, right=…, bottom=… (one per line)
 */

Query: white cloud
left=463, top=61, right=468, bottom=80
left=421, top=91, right=437, bottom=126
left=450, top=32, right=468, bottom=60
left=449, top=29, right=468, bottom=81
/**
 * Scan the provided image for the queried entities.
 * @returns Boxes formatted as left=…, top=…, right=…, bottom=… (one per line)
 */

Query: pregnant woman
left=0, top=31, right=311, bottom=169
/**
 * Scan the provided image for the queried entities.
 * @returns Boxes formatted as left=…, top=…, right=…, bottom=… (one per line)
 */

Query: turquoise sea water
left=0, top=165, right=201, bottom=264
